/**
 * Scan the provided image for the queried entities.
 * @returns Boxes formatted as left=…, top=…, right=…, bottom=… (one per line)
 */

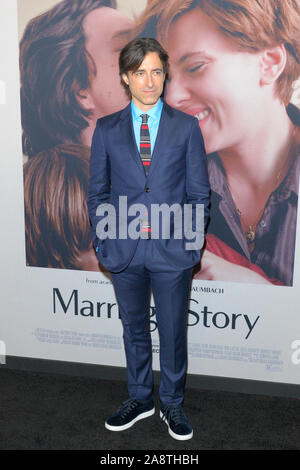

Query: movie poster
left=0, top=0, right=299, bottom=387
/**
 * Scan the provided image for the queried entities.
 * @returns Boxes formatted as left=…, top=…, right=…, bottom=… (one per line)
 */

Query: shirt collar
left=131, top=98, right=163, bottom=123
left=209, top=150, right=300, bottom=202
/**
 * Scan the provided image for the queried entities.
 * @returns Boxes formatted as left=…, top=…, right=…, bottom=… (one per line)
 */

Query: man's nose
left=146, top=73, right=154, bottom=88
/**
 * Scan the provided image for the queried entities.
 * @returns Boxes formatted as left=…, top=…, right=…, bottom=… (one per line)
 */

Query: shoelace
left=118, top=398, right=140, bottom=418
left=162, top=406, right=188, bottom=426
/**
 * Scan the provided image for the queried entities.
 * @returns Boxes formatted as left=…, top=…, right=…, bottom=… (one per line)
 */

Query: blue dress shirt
left=131, top=98, right=163, bottom=154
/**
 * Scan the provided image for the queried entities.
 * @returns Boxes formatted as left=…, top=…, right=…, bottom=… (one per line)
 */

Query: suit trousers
left=110, top=238, right=193, bottom=407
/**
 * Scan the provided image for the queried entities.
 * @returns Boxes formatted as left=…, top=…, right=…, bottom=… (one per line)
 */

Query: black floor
left=0, top=367, right=299, bottom=450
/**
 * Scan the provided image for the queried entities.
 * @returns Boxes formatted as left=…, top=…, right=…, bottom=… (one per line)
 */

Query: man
left=20, top=0, right=132, bottom=157
left=20, top=0, right=133, bottom=270
left=88, top=37, right=210, bottom=440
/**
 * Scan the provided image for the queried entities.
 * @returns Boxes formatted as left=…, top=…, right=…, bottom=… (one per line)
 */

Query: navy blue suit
left=88, top=101, right=210, bottom=406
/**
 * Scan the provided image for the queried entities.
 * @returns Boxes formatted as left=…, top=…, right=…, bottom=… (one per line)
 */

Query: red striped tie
left=140, top=114, right=151, bottom=176
left=140, top=114, right=151, bottom=238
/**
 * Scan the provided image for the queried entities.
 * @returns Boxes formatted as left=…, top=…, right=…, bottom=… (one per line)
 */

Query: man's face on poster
left=81, top=7, right=133, bottom=119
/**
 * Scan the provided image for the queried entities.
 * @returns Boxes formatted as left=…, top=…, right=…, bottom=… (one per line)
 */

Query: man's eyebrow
left=134, top=67, right=163, bottom=73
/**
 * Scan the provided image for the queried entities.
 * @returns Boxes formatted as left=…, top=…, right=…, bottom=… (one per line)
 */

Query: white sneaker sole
left=160, top=410, right=193, bottom=441
left=105, top=407, right=155, bottom=431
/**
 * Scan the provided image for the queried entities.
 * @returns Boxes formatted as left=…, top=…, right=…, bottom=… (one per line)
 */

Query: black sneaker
left=160, top=405, right=193, bottom=440
left=105, top=398, right=155, bottom=431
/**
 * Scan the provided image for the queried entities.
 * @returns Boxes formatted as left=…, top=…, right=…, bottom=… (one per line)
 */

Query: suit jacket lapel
left=147, top=102, right=171, bottom=179
left=119, top=104, right=146, bottom=178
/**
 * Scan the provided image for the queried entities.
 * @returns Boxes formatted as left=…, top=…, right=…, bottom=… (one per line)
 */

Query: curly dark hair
left=20, top=0, right=116, bottom=158
left=23, top=144, right=93, bottom=269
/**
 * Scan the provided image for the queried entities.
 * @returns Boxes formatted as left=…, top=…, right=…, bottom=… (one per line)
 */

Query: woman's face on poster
left=82, top=7, right=133, bottom=118
left=164, top=8, right=264, bottom=154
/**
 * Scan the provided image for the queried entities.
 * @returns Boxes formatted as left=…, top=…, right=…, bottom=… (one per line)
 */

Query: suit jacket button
left=145, top=187, right=150, bottom=192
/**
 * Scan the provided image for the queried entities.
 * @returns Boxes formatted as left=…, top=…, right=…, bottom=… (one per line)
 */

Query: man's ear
left=259, top=44, right=287, bottom=86
left=121, top=73, right=129, bottom=86
left=76, top=88, right=96, bottom=111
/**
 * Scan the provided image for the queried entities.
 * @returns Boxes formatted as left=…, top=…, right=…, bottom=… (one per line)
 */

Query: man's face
left=82, top=7, right=133, bottom=118
left=122, top=52, right=165, bottom=111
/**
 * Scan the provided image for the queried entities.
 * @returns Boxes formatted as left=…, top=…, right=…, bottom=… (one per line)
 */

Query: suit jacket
left=87, top=101, right=210, bottom=273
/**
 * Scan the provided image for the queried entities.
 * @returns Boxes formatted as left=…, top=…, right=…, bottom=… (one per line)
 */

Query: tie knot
left=141, top=114, right=149, bottom=124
